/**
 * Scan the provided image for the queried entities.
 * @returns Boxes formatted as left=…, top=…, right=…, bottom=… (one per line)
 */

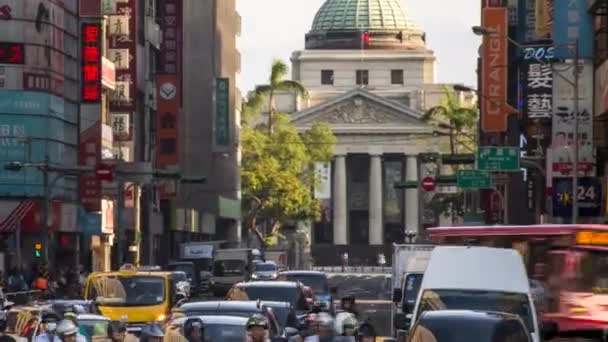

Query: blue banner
left=78, top=208, right=102, bottom=235
left=553, top=0, right=594, bottom=59
left=0, top=91, right=77, bottom=197
left=552, top=177, right=601, bottom=218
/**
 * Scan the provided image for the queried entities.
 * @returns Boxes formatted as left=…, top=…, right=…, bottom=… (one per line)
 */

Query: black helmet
left=183, top=318, right=204, bottom=338
left=246, top=314, right=269, bottom=330
left=357, top=322, right=376, bottom=337
left=107, top=321, right=127, bottom=336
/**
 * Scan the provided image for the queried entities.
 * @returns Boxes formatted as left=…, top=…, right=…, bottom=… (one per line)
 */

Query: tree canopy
left=241, top=60, right=335, bottom=247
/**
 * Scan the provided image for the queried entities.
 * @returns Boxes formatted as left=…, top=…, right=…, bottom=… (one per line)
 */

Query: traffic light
left=34, top=242, right=42, bottom=258
left=362, top=31, right=370, bottom=43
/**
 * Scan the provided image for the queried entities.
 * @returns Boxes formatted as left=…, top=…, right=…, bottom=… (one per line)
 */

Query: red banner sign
left=108, top=0, right=137, bottom=113
left=80, top=122, right=102, bottom=212
left=156, top=74, right=179, bottom=167
left=481, top=7, right=515, bottom=132
left=81, top=23, right=102, bottom=102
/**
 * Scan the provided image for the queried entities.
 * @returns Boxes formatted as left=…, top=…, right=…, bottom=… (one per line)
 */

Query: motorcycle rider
left=316, top=313, right=335, bottom=342
left=55, top=320, right=79, bottom=342
left=355, top=321, right=376, bottom=342
left=62, top=312, right=86, bottom=342
left=0, top=312, right=16, bottom=342
left=140, top=324, right=164, bottom=342
left=107, top=321, right=127, bottom=342
left=34, top=318, right=59, bottom=342
left=245, top=314, right=270, bottom=342
left=337, top=315, right=357, bottom=337
left=183, top=318, right=205, bottom=342
left=339, top=296, right=358, bottom=317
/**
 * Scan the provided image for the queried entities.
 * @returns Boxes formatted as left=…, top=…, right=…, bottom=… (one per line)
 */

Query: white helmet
left=56, top=320, right=78, bottom=336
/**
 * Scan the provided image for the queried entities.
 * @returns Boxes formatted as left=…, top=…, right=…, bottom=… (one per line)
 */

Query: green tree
left=241, top=114, right=336, bottom=247
left=422, top=85, right=478, bottom=154
left=253, top=59, right=308, bottom=134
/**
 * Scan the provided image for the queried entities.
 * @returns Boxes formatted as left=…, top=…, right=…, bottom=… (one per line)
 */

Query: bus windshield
left=87, top=275, right=165, bottom=306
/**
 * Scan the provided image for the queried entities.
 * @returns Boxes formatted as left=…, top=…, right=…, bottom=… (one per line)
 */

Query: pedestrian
left=55, top=320, right=79, bottom=342
left=355, top=322, right=375, bottom=342
left=0, top=312, right=16, bottom=342
left=245, top=314, right=270, bottom=342
left=34, top=318, right=60, bottom=342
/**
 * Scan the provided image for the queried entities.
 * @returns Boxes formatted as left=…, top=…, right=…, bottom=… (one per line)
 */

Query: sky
left=238, top=0, right=481, bottom=93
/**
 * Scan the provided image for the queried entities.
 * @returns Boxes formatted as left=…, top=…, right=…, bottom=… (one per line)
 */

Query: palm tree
left=423, top=86, right=478, bottom=154
left=254, top=59, right=308, bottom=134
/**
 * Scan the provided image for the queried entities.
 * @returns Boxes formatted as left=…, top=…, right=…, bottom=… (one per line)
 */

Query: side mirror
left=541, top=321, right=558, bottom=341
left=284, top=327, right=299, bottom=337
left=330, top=286, right=338, bottom=295
left=392, top=288, right=402, bottom=303
left=394, top=312, right=411, bottom=331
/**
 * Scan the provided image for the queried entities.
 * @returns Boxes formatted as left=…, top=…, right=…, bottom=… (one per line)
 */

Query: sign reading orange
left=481, top=7, right=513, bottom=132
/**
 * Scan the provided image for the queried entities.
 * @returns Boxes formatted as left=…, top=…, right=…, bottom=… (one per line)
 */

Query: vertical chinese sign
left=215, top=78, right=230, bottom=146
left=481, top=7, right=514, bottom=133
left=81, top=23, right=101, bottom=102
left=80, top=23, right=103, bottom=211
left=522, top=62, right=552, bottom=158
left=106, top=0, right=137, bottom=159
left=157, top=0, right=182, bottom=199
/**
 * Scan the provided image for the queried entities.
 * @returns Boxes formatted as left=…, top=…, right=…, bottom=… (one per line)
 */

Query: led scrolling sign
left=81, top=23, right=102, bottom=102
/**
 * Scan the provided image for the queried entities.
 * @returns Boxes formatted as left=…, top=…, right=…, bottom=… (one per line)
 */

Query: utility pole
left=41, top=156, right=50, bottom=263
left=572, top=39, right=580, bottom=223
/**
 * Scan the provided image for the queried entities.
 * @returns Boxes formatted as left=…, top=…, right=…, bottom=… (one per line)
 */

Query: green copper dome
left=310, top=0, right=418, bottom=33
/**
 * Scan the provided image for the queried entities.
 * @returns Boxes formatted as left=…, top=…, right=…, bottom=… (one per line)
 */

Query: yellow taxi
left=84, top=264, right=179, bottom=327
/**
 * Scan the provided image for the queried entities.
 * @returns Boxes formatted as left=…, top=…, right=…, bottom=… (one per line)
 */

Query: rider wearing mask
left=183, top=318, right=204, bottom=342
left=107, top=321, right=127, bottom=342
left=245, top=314, right=270, bottom=342
left=316, top=313, right=335, bottom=342
left=140, top=324, right=164, bottom=342
left=340, top=296, right=358, bottom=317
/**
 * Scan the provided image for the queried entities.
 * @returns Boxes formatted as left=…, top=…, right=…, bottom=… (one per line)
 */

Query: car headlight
left=252, top=274, right=259, bottom=279
left=156, top=314, right=166, bottom=322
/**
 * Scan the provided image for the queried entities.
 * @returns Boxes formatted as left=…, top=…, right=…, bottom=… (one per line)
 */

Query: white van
left=410, top=246, right=541, bottom=342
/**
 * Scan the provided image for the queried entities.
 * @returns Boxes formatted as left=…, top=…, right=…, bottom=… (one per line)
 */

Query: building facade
left=259, top=0, right=475, bottom=265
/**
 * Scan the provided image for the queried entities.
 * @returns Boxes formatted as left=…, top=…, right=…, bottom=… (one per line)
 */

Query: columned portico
left=369, top=154, right=383, bottom=245
left=333, top=155, right=348, bottom=245
left=405, top=155, right=419, bottom=234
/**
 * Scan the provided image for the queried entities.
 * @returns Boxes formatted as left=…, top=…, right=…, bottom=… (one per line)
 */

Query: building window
left=321, top=70, right=334, bottom=85
left=391, top=69, right=404, bottom=85
left=356, top=70, right=369, bottom=85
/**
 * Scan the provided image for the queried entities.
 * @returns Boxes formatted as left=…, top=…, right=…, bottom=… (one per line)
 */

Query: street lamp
left=473, top=25, right=581, bottom=223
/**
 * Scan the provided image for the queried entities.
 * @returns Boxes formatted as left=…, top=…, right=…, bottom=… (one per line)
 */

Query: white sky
left=238, top=0, right=481, bottom=92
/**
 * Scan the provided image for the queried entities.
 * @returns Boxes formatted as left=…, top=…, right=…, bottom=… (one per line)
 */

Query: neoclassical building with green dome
left=262, top=0, right=475, bottom=265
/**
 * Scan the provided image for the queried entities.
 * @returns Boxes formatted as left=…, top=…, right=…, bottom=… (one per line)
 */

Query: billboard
left=552, top=61, right=594, bottom=176
left=0, top=91, right=77, bottom=196
left=156, top=74, right=179, bottom=167
left=159, top=0, right=183, bottom=75
left=518, top=0, right=551, bottom=43
left=552, top=177, right=601, bottom=217
left=481, top=7, right=514, bottom=132
left=553, top=0, right=593, bottom=59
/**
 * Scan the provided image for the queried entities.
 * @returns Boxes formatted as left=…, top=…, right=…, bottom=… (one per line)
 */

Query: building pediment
left=291, top=88, right=432, bottom=132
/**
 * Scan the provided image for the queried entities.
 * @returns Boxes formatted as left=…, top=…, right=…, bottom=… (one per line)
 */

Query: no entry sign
left=421, top=177, right=436, bottom=192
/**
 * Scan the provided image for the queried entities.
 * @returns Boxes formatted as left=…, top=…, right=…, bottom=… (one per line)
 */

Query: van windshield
left=86, top=275, right=165, bottom=306
left=417, top=289, right=534, bottom=332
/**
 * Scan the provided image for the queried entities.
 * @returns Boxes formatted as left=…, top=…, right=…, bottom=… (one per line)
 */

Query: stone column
left=333, top=155, right=347, bottom=245
left=405, top=155, right=419, bottom=235
left=369, top=154, right=383, bottom=245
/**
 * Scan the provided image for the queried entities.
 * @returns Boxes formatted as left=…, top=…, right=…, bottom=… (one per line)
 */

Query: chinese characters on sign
left=525, top=63, right=552, bottom=119
left=81, top=23, right=101, bottom=102
left=156, top=75, right=179, bottom=167
left=107, top=0, right=136, bottom=110
left=111, top=113, right=130, bottom=140
left=215, top=78, right=230, bottom=146
left=552, top=61, right=595, bottom=175
left=0, top=42, right=24, bottom=65
left=160, top=0, right=182, bottom=74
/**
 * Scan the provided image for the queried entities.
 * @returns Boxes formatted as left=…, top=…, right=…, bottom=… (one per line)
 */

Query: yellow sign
left=576, top=231, right=608, bottom=246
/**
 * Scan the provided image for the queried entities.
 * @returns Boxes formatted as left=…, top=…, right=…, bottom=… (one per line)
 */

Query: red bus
left=428, top=224, right=608, bottom=333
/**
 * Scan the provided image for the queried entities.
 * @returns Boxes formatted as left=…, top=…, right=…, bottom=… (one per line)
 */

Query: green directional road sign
left=477, top=146, right=520, bottom=171
left=457, top=170, right=492, bottom=189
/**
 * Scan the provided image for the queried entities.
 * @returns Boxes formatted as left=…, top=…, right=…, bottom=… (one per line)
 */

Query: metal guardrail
left=312, top=266, right=392, bottom=274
